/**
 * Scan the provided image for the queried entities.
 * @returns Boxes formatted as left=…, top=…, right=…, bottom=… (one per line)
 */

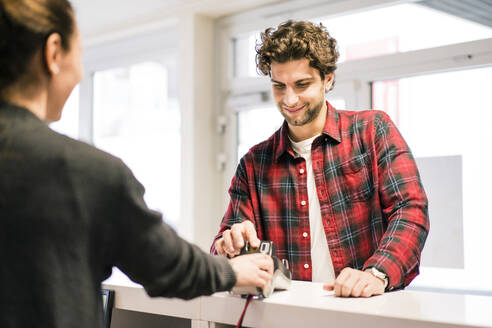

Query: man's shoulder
left=336, top=109, right=394, bottom=136
left=337, top=108, right=390, bottom=124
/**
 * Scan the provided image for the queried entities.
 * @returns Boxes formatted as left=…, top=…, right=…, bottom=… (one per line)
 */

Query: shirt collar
left=274, top=100, right=341, bottom=162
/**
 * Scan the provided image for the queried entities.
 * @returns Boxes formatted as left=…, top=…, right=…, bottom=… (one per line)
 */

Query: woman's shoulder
left=51, top=131, right=127, bottom=181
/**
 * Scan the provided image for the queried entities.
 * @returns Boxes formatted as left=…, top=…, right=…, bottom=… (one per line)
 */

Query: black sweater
left=0, top=102, right=236, bottom=328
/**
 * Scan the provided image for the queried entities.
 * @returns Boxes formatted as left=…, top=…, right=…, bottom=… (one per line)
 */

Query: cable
left=236, top=295, right=253, bottom=328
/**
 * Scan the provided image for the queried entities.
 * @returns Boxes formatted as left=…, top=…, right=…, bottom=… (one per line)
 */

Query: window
left=317, top=2, right=492, bottom=63
left=50, top=85, right=79, bottom=139
left=93, top=60, right=180, bottom=228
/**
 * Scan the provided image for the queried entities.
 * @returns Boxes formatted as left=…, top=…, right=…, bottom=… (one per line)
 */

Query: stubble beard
left=278, top=97, right=325, bottom=127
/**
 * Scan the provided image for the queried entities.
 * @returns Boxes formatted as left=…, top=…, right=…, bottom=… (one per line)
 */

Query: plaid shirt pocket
left=340, top=153, right=375, bottom=203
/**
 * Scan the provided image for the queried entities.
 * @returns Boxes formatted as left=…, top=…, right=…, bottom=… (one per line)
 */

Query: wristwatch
left=366, top=267, right=388, bottom=289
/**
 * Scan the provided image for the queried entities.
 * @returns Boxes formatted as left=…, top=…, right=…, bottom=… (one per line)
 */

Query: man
left=211, top=20, right=429, bottom=298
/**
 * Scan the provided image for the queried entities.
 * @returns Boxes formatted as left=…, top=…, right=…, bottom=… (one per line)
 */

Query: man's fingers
left=328, top=268, right=385, bottom=298
left=334, top=279, right=342, bottom=296
left=230, top=224, right=245, bottom=250
left=340, top=279, right=353, bottom=297
left=243, top=221, right=260, bottom=247
left=351, top=279, right=368, bottom=298
left=361, top=284, right=374, bottom=298
left=224, top=221, right=259, bottom=255
left=334, top=269, right=350, bottom=296
left=222, top=230, right=235, bottom=256
left=323, top=282, right=334, bottom=291
left=215, top=238, right=225, bottom=256
left=341, top=275, right=360, bottom=297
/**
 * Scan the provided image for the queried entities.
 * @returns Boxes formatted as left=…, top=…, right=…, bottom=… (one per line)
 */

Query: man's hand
left=323, top=268, right=385, bottom=297
left=229, top=253, right=273, bottom=289
left=215, top=221, right=260, bottom=258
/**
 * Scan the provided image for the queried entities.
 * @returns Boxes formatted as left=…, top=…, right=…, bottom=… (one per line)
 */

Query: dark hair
left=0, top=0, right=75, bottom=92
left=256, top=20, right=339, bottom=90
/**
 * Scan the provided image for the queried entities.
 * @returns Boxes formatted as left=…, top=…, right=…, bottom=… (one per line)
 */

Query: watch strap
left=366, top=267, right=388, bottom=289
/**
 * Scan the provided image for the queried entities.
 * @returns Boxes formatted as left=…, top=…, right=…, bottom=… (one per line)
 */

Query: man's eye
left=297, top=83, right=309, bottom=88
left=273, top=84, right=285, bottom=89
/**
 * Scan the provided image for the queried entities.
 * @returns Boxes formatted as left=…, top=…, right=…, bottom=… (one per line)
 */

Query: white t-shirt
left=290, top=135, right=336, bottom=283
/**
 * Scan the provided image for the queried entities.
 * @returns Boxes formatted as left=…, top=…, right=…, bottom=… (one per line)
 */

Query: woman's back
left=0, top=102, right=127, bottom=327
left=0, top=102, right=238, bottom=327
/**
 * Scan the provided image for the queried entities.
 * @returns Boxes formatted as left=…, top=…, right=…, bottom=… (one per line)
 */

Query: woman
left=0, top=0, right=272, bottom=327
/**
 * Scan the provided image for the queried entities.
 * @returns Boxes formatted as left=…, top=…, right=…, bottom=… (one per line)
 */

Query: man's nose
left=284, top=87, right=299, bottom=107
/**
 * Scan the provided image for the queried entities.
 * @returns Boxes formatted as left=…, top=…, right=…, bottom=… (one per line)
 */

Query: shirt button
left=299, top=168, right=305, bottom=174
left=301, top=200, right=306, bottom=206
left=302, top=232, right=308, bottom=238
left=304, top=264, right=309, bottom=269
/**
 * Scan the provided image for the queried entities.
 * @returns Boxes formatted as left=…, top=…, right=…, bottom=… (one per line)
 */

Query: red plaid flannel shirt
left=211, top=102, right=429, bottom=290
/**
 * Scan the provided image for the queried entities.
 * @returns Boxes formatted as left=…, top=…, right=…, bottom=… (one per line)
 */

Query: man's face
left=270, top=58, right=332, bottom=127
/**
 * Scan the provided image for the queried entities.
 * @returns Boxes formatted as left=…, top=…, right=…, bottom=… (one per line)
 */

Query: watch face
left=371, top=267, right=386, bottom=279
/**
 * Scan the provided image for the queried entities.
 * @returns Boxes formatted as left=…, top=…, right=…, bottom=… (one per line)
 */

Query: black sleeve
left=112, top=161, right=236, bottom=299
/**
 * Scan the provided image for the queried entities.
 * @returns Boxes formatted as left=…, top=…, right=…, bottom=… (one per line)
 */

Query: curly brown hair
left=256, top=20, right=339, bottom=91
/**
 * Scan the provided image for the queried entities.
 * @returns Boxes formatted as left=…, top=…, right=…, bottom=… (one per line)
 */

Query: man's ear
left=324, top=72, right=334, bottom=92
left=44, top=33, right=63, bottom=75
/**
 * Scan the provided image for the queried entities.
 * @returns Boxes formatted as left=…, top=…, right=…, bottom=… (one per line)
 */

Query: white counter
left=103, top=272, right=492, bottom=328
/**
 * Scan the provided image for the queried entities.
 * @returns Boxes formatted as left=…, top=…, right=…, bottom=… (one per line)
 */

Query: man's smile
left=283, top=104, right=306, bottom=113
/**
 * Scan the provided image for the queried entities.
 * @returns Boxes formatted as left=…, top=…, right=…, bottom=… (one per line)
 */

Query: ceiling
left=71, top=0, right=284, bottom=41
left=72, top=0, right=492, bottom=43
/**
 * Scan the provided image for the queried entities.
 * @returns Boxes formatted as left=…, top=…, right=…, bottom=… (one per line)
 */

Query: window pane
left=317, top=2, right=492, bottom=62
left=237, top=106, right=282, bottom=161
left=372, top=66, right=492, bottom=292
left=237, top=98, right=345, bottom=162
left=50, top=85, right=79, bottom=139
left=93, top=61, right=180, bottom=228
left=233, top=31, right=260, bottom=78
